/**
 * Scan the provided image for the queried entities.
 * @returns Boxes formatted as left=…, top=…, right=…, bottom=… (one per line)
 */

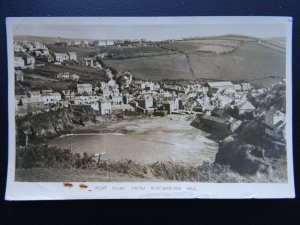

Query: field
left=103, top=39, right=285, bottom=87
left=180, top=39, right=240, bottom=47
left=160, top=39, right=239, bottom=54
left=104, top=54, right=191, bottom=80
left=159, top=43, right=197, bottom=53
left=105, top=46, right=173, bottom=59
left=16, top=35, right=286, bottom=90
left=188, top=42, right=285, bottom=86
left=265, top=37, right=286, bottom=48
left=47, top=44, right=99, bottom=59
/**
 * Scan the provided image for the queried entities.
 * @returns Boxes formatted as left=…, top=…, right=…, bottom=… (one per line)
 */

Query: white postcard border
left=5, top=16, right=295, bottom=200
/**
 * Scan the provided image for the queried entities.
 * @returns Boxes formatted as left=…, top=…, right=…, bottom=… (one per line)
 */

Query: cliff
left=214, top=82, right=287, bottom=179
left=16, top=106, right=97, bottom=146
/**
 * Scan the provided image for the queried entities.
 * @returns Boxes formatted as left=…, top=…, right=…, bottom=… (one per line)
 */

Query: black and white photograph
left=5, top=17, right=294, bottom=199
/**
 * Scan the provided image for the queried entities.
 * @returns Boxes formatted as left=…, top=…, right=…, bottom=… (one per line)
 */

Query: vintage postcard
left=5, top=17, right=294, bottom=200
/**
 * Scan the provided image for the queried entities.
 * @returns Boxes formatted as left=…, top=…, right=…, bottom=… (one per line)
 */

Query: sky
left=12, top=18, right=288, bottom=41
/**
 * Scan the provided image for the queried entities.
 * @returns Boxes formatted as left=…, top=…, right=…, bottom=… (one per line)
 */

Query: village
left=14, top=39, right=286, bottom=142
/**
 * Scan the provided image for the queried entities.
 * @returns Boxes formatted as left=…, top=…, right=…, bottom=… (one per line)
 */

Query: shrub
left=16, top=145, right=287, bottom=183
left=16, top=145, right=96, bottom=169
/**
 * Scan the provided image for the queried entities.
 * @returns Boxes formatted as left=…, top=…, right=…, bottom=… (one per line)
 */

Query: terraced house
left=41, top=92, right=62, bottom=106
left=53, top=53, right=69, bottom=62
left=68, top=52, right=77, bottom=61
left=77, top=83, right=93, bottom=95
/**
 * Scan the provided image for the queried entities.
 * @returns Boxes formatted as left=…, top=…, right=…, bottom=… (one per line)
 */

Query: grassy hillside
left=17, top=61, right=107, bottom=93
left=104, top=54, right=191, bottom=80
left=103, top=37, right=285, bottom=87
left=14, top=35, right=58, bottom=44
left=188, top=42, right=285, bottom=86
left=15, top=35, right=286, bottom=88
left=14, top=35, right=96, bottom=45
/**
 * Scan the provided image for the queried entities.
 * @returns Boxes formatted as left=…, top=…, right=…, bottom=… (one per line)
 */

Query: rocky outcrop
left=214, top=119, right=286, bottom=175
left=16, top=106, right=96, bottom=145
left=215, top=136, right=270, bottom=175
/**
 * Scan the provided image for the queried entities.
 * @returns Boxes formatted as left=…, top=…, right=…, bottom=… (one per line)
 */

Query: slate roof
left=201, top=115, right=227, bottom=124
left=207, top=81, right=234, bottom=88
left=77, top=84, right=92, bottom=88
left=235, top=100, right=255, bottom=110
left=21, top=97, right=43, bottom=104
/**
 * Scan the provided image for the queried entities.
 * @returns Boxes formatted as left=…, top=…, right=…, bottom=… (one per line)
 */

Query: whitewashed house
left=62, top=90, right=75, bottom=101
left=234, top=100, right=255, bottom=115
left=34, top=50, right=42, bottom=57
left=41, top=89, right=53, bottom=94
left=57, top=72, right=70, bottom=80
left=142, top=81, right=155, bottom=91
left=207, top=81, right=234, bottom=91
left=41, top=49, right=50, bottom=56
left=234, top=84, right=242, bottom=91
left=77, top=84, right=93, bottom=95
left=17, top=97, right=44, bottom=110
left=111, top=92, right=123, bottom=105
left=214, top=95, right=233, bottom=109
left=95, top=40, right=114, bottom=46
left=14, top=43, right=26, bottom=52
left=264, top=109, right=286, bottom=139
left=68, top=52, right=77, bottom=61
left=162, top=97, right=179, bottom=114
left=74, top=96, right=100, bottom=105
left=42, top=92, right=61, bottom=106
left=241, top=83, right=252, bottom=91
left=53, top=53, right=69, bottom=62
left=15, top=70, right=24, bottom=82
left=14, top=57, right=25, bottom=68
left=29, top=91, right=41, bottom=98
left=93, top=98, right=112, bottom=115
left=70, top=74, right=80, bottom=81
left=73, top=40, right=82, bottom=46
left=137, top=95, right=153, bottom=109
left=102, top=88, right=111, bottom=98
left=33, top=41, right=47, bottom=50
left=108, top=79, right=116, bottom=87
left=26, top=55, right=35, bottom=67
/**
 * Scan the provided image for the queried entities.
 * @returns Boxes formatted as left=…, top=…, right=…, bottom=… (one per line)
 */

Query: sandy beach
left=49, top=115, right=219, bottom=166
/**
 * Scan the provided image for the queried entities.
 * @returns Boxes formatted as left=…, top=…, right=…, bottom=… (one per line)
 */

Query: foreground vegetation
left=15, top=144, right=286, bottom=183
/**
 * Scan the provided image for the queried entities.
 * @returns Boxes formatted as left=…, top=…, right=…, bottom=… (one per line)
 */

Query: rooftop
left=207, top=81, right=234, bottom=88
left=201, top=115, right=227, bottom=124
left=54, top=53, right=68, bottom=56
left=99, top=98, right=112, bottom=103
left=21, top=97, right=43, bottom=104
left=266, top=109, right=286, bottom=117
left=235, top=100, right=255, bottom=110
left=77, top=84, right=92, bottom=87
left=274, top=120, right=286, bottom=129
left=30, top=91, right=41, bottom=95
